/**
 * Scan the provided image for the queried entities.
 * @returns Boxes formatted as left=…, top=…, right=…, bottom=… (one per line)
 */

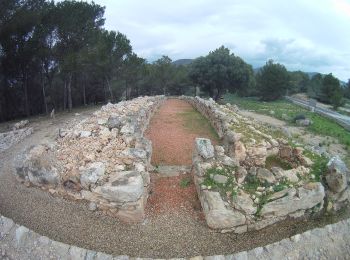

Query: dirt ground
left=145, top=99, right=218, bottom=165
left=0, top=101, right=349, bottom=258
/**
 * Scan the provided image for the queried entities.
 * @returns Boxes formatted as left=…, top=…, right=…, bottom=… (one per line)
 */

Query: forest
left=1, top=0, right=349, bottom=122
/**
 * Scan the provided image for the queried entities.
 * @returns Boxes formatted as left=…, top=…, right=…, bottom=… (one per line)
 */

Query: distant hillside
left=172, top=59, right=193, bottom=66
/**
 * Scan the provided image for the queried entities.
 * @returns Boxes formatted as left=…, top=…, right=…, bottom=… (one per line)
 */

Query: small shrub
left=243, top=175, right=261, bottom=193
left=203, top=166, right=237, bottom=197
left=180, top=177, right=192, bottom=188
left=273, top=184, right=286, bottom=192
left=293, top=114, right=306, bottom=122
left=303, top=150, right=328, bottom=182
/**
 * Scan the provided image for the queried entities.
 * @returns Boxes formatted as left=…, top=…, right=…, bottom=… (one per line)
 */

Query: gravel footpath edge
left=1, top=214, right=349, bottom=259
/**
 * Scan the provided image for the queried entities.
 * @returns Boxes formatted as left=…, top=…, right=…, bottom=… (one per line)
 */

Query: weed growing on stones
left=179, top=177, right=192, bottom=188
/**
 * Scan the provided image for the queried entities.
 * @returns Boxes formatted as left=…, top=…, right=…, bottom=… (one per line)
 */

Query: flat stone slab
left=155, top=165, right=191, bottom=177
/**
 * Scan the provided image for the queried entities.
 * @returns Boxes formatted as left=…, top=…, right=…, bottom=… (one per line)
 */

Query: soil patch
left=145, top=99, right=219, bottom=165
left=146, top=173, right=203, bottom=220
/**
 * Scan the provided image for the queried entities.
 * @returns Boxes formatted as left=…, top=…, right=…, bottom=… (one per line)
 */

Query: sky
left=91, top=0, right=350, bottom=81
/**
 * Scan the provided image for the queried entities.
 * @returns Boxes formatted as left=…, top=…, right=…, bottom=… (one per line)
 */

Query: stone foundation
left=15, top=96, right=165, bottom=222
left=185, top=96, right=349, bottom=233
left=12, top=95, right=350, bottom=226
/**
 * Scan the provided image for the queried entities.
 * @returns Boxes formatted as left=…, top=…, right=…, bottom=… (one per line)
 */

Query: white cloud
left=88, top=0, right=350, bottom=80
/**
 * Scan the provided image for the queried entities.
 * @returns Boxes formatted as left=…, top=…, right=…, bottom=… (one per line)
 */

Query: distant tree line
left=0, top=1, right=349, bottom=123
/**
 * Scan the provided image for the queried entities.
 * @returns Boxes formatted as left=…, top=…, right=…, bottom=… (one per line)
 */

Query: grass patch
left=178, top=109, right=220, bottom=141
left=303, top=150, right=328, bottom=182
left=265, top=155, right=293, bottom=170
left=203, top=166, right=238, bottom=199
left=224, top=94, right=350, bottom=150
left=179, top=177, right=192, bottom=188
left=242, top=175, right=261, bottom=194
left=255, top=193, right=270, bottom=217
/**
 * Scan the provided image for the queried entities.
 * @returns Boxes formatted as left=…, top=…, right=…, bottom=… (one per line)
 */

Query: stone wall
left=0, top=120, right=33, bottom=153
left=185, top=96, right=349, bottom=233
left=1, top=213, right=349, bottom=259
left=14, top=96, right=165, bottom=222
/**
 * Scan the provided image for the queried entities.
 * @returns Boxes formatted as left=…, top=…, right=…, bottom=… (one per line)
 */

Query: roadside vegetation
left=224, top=94, right=350, bottom=151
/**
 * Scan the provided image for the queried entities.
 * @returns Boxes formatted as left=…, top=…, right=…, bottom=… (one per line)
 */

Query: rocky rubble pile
left=0, top=120, right=33, bottom=153
left=15, top=96, right=165, bottom=222
left=186, top=96, right=349, bottom=233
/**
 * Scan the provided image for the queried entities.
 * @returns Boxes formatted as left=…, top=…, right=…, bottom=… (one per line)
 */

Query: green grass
left=224, top=94, right=350, bottom=150
left=303, top=150, right=329, bottom=182
left=179, top=177, right=192, bottom=188
left=242, top=175, right=261, bottom=194
left=178, top=109, right=220, bottom=142
left=203, top=166, right=238, bottom=199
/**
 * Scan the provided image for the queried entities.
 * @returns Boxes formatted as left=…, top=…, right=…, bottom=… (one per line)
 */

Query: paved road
left=286, top=96, right=350, bottom=131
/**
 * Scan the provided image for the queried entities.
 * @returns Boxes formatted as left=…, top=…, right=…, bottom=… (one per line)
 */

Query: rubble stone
left=14, top=96, right=165, bottom=222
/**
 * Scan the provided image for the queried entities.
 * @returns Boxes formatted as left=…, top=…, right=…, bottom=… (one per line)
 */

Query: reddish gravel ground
left=145, top=99, right=218, bottom=166
left=146, top=174, right=204, bottom=220
left=145, top=99, right=219, bottom=219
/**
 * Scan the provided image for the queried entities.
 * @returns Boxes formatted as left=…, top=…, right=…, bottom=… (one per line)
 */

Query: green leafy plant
left=243, top=175, right=261, bottom=194
left=179, top=177, right=192, bottom=188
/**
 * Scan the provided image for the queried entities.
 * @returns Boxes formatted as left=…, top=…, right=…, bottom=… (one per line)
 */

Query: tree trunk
left=82, top=74, right=86, bottom=106
left=23, top=71, right=30, bottom=117
left=125, top=80, right=128, bottom=100
left=214, top=87, right=222, bottom=102
left=63, top=79, right=67, bottom=110
left=67, top=73, right=73, bottom=111
left=41, top=72, right=48, bottom=115
left=105, top=75, right=114, bottom=102
left=103, top=79, right=107, bottom=103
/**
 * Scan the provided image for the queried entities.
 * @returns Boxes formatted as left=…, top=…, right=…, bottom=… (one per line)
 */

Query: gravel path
left=0, top=103, right=349, bottom=258
left=145, top=99, right=218, bottom=165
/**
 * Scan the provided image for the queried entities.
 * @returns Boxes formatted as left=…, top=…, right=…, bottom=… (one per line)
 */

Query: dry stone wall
left=1, top=213, right=350, bottom=259
left=184, top=96, right=349, bottom=233
left=0, top=120, right=33, bottom=153
left=14, top=96, right=165, bottom=222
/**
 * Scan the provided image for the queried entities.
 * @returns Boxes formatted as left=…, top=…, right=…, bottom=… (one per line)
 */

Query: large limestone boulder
left=195, top=138, right=215, bottom=159
left=107, top=115, right=122, bottom=129
left=201, top=191, right=246, bottom=230
left=246, top=146, right=267, bottom=166
left=16, top=145, right=60, bottom=186
left=272, top=166, right=307, bottom=183
left=232, top=191, right=257, bottom=215
left=80, top=162, right=105, bottom=189
left=261, top=182, right=325, bottom=217
left=257, top=168, right=276, bottom=184
left=326, top=156, right=349, bottom=193
left=94, top=171, right=144, bottom=203
left=233, top=141, right=246, bottom=162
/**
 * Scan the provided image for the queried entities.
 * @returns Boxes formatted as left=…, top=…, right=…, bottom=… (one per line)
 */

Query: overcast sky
left=92, top=0, right=350, bottom=81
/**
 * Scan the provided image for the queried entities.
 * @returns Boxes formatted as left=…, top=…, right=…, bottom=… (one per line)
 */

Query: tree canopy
left=256, top=60, right=290, bottom=101
left=189, top=46, right=254, bottom=100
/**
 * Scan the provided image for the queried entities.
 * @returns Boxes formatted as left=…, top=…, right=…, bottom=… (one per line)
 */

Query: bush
left=256, top=60, right=290, bottom=101
left=293, top=114, right=306, bottom=122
